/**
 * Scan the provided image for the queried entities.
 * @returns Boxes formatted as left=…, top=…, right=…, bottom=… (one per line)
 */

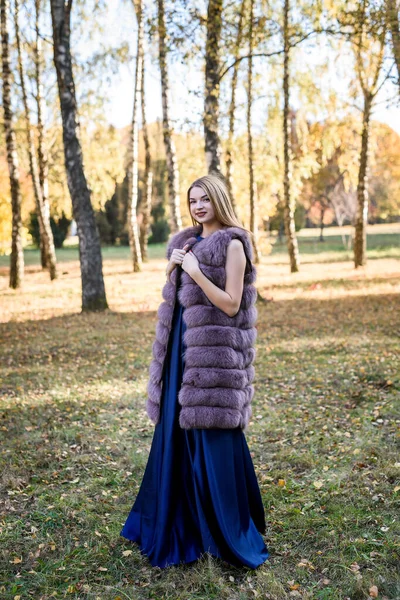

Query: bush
left=28, top=211, right=72, bottom=249
left=148, top=202, right=170, bottom=244
left=268, top=203, right=306, bottom=234
left=95, top=210, right=113, bottom=246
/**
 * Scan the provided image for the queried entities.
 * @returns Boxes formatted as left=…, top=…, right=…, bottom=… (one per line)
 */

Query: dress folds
left=120, top=234, right=269, bottom=569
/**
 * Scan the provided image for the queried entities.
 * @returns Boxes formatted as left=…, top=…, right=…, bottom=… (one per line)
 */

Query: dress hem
left=119, top=530, right=269, bottom=570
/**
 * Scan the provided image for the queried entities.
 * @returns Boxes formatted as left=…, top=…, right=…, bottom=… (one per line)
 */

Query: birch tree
left=127, top=0, right=143, bottom=272
left=204, top=0, right=223, bottom=175
left=352, top=3, right=387, bottom=268
left=387, top=0, right=400, bottom=92
left=1, top=0, right=24, bottom=289
left=34, top=0, right=57, bottom=275
left=50, top=0, right=107, bottom=310
left=15, top=0, right=57, bottom=281
left=282, top=0, right=300, bottom=273
left=226, top=0, right=246, bottom=210
left=157, top=0, right=181, bottom=233
left=247, top=0, right=261, bottom=262
left=139, top=44, right=153, bottom=262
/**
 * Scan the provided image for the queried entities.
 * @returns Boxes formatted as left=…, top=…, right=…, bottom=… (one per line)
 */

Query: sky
left=80, top=0, right=400, bottom=137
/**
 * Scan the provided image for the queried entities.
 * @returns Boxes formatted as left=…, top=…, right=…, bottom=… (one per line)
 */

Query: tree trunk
left=354, top=93, right=372, bottom=268
left=139, top=46, right=153, bottom=262
left=282, top=0, right=300, bottom=273
left=1, top=0, right=24, bottom=289
left=34, top=0, right=57, bottom=276
left=157, top=0, right=181, bottom=233
left=16, top=0, right=57, bottom=281
left=225, top=0, right=245, bottom=209
left=204, top=0, right=223, bottom=174
left=50, top=0, right=107, bottom=310
left=319, top=207, right=325, bottom=242
left=387, top=0, right=400, bottom=93
left=247, top=0, right=260, bottom=263
left=127, top=0, right=143, bottom=272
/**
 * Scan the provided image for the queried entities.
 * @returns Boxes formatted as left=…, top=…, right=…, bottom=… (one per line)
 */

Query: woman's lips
left=196, top=212, right=206, bottom=217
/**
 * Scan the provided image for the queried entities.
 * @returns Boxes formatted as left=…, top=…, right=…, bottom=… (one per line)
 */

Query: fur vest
left=146, top=224, right=258, bottom=430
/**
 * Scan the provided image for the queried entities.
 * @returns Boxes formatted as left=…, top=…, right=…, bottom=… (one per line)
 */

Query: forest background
left=1, top=1, right=400, bottom=599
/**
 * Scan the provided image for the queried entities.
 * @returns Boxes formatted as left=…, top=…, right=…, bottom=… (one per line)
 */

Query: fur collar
left=166, top=224, right=254, bottom=264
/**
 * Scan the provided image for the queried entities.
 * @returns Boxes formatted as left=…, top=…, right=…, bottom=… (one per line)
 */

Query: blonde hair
left=187, top=174, right=254, bottom=245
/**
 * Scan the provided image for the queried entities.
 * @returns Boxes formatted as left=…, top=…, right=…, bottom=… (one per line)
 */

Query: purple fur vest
left=146, top=224, right=258, bottom=430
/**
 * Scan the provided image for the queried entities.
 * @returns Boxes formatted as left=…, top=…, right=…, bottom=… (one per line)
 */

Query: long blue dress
left=120, top=234, right=269, bottom=569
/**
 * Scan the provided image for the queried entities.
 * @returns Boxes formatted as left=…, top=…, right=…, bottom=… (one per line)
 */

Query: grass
left=0, top=228, right=399, bottom=599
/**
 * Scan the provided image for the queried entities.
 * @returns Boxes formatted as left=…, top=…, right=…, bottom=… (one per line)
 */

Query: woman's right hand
left=166, top=244, right=190, bottom=281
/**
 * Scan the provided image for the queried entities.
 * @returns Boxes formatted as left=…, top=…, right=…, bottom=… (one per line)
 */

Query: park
left=1, top=225, right=399, bottom=598
left=1, top=0, right=400, bottom=597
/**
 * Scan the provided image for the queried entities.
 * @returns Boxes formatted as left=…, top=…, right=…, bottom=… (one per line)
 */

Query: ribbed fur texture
left=146, top=224, right=258, bottom=430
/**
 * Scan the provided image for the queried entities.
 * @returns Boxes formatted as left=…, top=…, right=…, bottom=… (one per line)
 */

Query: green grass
left=0, top=223, right=399, bottom=269
left=0, top=233, right=399, bottom=599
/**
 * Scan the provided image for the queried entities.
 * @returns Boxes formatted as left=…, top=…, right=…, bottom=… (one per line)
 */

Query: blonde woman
left=121, top=174, right=268, bottom=569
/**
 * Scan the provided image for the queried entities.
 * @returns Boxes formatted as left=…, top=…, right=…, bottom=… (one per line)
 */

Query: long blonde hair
left=187, top=174, right=254, bottom=247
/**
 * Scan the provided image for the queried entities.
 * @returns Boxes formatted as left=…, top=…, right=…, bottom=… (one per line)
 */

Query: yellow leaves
left=297, top=559, right=315, bottom=570
left=313, top=480, right=324, bottom=489
left=122, top=550, right=133, bottom=557
left=288, top=581, right=300, bottom=590
left=369, top=585, right=378, bottom=598
left=10, top=556, right=22, bottom=564
left=278, top=479, right=286, bottom=487
left=393, top=485, right=400, bottom=493
left=97, top=567, right=107, bottom=571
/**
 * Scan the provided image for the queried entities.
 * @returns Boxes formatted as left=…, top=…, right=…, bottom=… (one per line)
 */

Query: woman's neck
left=200, top=221, right=226, bottom=238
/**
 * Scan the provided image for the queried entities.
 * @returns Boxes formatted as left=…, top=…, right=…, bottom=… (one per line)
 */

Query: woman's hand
left=166, top=244, right=191, bottom=281
left=181, top=250, right=200, bottom=278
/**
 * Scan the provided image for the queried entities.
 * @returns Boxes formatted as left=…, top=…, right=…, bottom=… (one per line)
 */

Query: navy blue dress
left=120, top=234, right=269, bottom=569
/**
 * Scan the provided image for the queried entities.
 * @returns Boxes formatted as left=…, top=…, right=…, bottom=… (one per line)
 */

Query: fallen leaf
left=369, top=585, right=378, bottom=598
left=122, top=550, right=132, bottom=557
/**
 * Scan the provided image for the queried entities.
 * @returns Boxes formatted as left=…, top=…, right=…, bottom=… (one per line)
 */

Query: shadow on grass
left=1, top=291, right=399, bottom=599
left=1, top=292, right=398, bottom=398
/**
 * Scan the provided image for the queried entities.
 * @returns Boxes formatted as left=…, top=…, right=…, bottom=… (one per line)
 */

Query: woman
left=120, top=174, right=268, bottom=569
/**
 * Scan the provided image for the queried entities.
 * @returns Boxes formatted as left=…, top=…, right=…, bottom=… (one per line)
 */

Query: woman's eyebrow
left=190, top=194, right=209, bottom=200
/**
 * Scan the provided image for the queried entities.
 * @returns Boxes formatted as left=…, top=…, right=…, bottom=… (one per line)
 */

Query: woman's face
left=189, top=186, right=217, bottom=225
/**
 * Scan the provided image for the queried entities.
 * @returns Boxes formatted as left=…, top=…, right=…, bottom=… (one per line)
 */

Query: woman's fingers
left=171, top=248, right=187, bottom=264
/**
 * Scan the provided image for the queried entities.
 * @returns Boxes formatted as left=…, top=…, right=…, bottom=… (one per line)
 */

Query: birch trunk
left=247, top=0, right=260, bottom=263
left=139, top=47, right=153, bottom=262
left=127, top=0, right=143, bottom=272
left=15, top=0, right=57, bottom=281
left=226, top=0, right=245, bottom=210
left=204, top=0, right=223, bottom=174
left=157, top=0, right=181, bottom=233
left=34, top=0, right=57, bottom=276
left=353, top=15, right=386, bottom=268
left=1, top=0, right=24, bottom=289
left=50, top=0, right=107, bottom=310
left=282, top=0, right=300, bottom=273
left=387, top=0, right=400, bottom=92
left=354, top=94, right=372, bottom=268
